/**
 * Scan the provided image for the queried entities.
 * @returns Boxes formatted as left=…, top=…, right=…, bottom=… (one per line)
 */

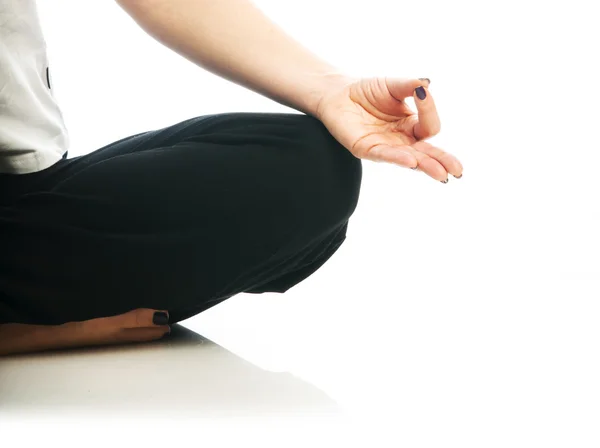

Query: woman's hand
left=316, top=76, right=463, bottom=183
left=0, top=309, right=171, bottom=356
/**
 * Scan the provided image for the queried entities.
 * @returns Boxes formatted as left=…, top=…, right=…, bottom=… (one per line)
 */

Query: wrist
left=312, top=73, right=357, bottom=120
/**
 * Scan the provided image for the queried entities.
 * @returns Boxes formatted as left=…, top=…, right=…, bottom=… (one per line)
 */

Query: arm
left=115, top=0, right=354, bottom=118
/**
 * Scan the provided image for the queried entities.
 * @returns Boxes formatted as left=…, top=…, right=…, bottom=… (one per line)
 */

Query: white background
left=25, top=0, right=600, bottom=446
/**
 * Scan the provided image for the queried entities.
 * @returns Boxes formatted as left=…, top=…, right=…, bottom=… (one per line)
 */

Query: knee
left=293, top=115, right=363, bottom=225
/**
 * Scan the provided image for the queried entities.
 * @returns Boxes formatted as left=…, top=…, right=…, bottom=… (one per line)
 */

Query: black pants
left=0, top=113, right=362, bottom=325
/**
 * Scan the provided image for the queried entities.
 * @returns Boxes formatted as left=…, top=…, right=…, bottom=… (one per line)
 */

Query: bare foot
left=0, top=308, right=171, bottom=356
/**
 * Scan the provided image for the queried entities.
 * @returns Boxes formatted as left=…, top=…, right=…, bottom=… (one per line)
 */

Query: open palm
left=316, top=77, right=463, bottom=183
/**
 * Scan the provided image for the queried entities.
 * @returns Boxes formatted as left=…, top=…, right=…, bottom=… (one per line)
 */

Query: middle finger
left=412, top=140, right=463, bottom=178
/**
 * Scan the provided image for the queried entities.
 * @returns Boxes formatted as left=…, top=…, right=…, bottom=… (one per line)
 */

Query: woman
left=0, top=0, right=463, bottom=355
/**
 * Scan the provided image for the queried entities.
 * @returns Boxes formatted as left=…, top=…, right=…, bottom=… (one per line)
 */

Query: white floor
left=0, top=325, right=340, bottom=416
left=2, top=271, right=600, bottom=448
left=1, top=325, right=360, bottom=447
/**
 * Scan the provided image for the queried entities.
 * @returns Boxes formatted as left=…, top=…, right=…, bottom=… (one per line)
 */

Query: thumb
left=384, top=77, right=431, bottom=100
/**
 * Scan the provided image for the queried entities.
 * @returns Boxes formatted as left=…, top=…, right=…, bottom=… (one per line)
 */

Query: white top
left=0, top=0, right=70, bottom=174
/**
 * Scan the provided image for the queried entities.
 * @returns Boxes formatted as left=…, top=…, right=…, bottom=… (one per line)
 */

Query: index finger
left=412, top=85, right=441, bottom=141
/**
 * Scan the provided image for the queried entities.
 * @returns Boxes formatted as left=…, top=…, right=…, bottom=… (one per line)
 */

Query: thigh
left=0, top=115, right=205, bottom=205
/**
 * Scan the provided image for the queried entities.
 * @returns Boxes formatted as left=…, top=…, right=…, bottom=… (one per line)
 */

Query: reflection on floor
left=0, top=324, right=341, bottom=418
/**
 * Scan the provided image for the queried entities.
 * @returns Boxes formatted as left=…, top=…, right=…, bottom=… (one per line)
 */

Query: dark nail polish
left=441, top=179, right=449, bottom=184
left=153, top=311, right=169, bottom=326
left=415, top=86, right=427, bottom=100
left=418, top=78, right=431, bottom=84
left=454, top=174, right=463, bottom=179
left=411, top=166, right=418, bottom=170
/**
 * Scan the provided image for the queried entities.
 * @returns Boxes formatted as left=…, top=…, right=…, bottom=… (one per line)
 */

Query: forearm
left=116, top=0, right=354, bottom=117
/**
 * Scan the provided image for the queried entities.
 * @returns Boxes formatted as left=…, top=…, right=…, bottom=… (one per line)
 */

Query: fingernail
left=411, top=166, right=418, bottom=170
left=454, top=174, right=463, bottom=179
left=441, top=179, right=449, bottom=184
left=418, top=78, right=431, bottom=84
left=415, top=86, right=427, bottom=101
left=153, top=311, right=169, bottom=326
